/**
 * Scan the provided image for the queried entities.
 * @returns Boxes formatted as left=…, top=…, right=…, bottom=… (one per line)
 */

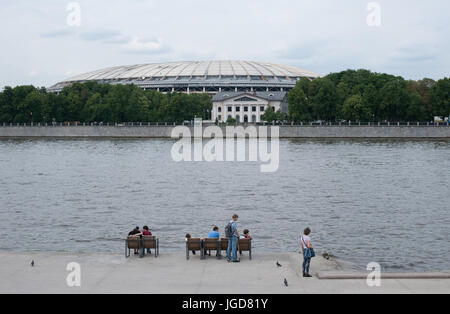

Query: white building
left=211, top=91, right=288, bottom=123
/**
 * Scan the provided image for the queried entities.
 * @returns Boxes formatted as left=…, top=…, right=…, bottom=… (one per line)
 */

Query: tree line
left=0, top=82, right=211, bottom=124
left=287, top=69, right=449, bottom=122
left=0, top=69, right=448, bottom=124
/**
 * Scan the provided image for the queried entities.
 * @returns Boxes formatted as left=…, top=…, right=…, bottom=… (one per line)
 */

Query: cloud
left=78, top=30, right=130, bottom=44
left=40, top=28, right=76, bottom=38
left=122, top=36, right=170, bottom=54
left=79, top=30, right=121, bottom=41
left=28, top=71, right=39, bottom=77
left=40, top=26, right=170, bottom=54
left=388, top=42, right=438, bottom=62
left=2, top=0, right=449, bottom=88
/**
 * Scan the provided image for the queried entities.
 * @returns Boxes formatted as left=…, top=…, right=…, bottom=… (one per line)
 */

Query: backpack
left=225, top=222, right=233, bottom=238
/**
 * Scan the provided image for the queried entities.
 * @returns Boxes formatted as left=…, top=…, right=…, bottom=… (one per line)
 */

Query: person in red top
left=242, top=229, right=252, bottom=240
left=142, top=226, right=153, bottom=254
left=142, top=225, right=152, bottom=236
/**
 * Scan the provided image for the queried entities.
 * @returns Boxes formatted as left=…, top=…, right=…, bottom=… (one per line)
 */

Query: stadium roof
left=48, top=61, right=321, bottom=93
left=64, top=61, right=320, bottom=81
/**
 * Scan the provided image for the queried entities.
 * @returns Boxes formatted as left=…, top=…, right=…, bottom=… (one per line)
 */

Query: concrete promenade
left=0, top=251, right=448, bottom=294
left=0, top=125, right=450, bottom=138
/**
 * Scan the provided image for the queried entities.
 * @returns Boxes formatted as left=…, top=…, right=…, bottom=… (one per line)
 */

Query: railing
left=0, top=121, right=449, bottom=127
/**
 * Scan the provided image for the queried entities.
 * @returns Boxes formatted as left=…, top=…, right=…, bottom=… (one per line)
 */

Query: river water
left=0, top=138, right=449, bottom=272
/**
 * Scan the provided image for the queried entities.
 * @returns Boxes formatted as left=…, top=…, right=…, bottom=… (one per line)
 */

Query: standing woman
left=301, top=227, right=315, bottom=277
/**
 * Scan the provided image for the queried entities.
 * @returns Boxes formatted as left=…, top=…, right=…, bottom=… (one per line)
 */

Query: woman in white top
left=300, top=227, right=314, bottom=277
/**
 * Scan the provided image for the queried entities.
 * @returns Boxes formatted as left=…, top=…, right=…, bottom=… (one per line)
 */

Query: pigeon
left=284, top=278, right=288, bottom=287
left=31, top=260, right=34, bottom=267
left=322, top=253, right=330, bottom=260
left=276, top=261, right=282, bottom=267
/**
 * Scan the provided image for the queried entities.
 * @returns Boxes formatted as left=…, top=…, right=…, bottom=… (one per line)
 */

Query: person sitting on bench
left=186, top=233, right=196, bottom=255
left=142, top=226, right=153, bottom=254
left=128, top=226, right=141, bottom=255
left=205, top=227, right=220, bottom=256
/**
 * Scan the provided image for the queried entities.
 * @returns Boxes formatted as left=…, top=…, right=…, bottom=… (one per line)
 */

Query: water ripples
left=0, top=138, right=449, bottom=271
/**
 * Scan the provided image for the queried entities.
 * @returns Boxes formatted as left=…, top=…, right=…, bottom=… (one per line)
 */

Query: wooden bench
left=203, top=238, right=221, bottom=259
left=220, top=238, right=229, bottom=251
left=125, top=236, right=159, bottom=258
left=239, top=238, right=252, bottom=260
left=142, top=235, right=159, bottom=258
left=125, top=236, right=141, bottom=258
left=186, top=238, right=204, bottom=260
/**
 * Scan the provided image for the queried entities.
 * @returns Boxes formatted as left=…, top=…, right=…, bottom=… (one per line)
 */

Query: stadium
left=48, top=60, right=321, bottom=95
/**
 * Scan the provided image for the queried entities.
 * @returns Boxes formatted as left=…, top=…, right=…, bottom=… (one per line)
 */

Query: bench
left=203, top=238, right=221, bottom=259
left=217, top=238, right=253, bottom=260
left=186, top=238, right=204, bottom=260
left=125, top=236, right=159, bottom=258
left=239, top=238, right=252, bottom=260
left=125, top=236, right=141, bottom=258
left=220, top=238, right=229, bottom=252
left=142, top=235, right=159, bottom=258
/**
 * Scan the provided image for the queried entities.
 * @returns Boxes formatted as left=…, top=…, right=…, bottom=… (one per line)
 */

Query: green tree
left=430, top=78, right=450, bottom=117
left=309, top=78, right=339, bottom=121
left=341, top=94, right=372, bottom=122
left=0, top=87, right=15, bottom=123
left=408, top=78, right=435, bottom=118
left=405, top=89, right=427, bottom=121
left=261, top=106, right=277, bottom=123
left=226, top=116, right=236, bottom=125
left=288, top=81, right=311, bottom=122
left=379, top=79, right=409, bottom=121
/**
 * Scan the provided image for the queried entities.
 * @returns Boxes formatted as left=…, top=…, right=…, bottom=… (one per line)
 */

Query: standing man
left=226, top=214, right=240, bottom=263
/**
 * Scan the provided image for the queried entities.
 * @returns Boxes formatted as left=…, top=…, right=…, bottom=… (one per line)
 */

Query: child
left=185, top=233, right=196, bottom=255
left=240, top=229, right=252, bottom=239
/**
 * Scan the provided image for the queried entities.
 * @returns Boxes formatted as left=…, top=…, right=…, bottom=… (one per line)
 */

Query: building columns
left=256, top=105, right=261, bottom=123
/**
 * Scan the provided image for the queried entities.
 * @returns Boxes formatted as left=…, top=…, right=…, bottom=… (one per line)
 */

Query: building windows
left=252, top=115, right=257, bottom=123
left=218, top=107, right=222, bottom=113
left=252, top=106, right=257, bottom=112
left=236, top=107, right=240, bottom=112
left=228, top=107, right=232, bottom=112
left=218, top=115, right=222, bottom=121
left=260, top=106, right=265, bottom=112
left=244, top=107, right=249, bottom=112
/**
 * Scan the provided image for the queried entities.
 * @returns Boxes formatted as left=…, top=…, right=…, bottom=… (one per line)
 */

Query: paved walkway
left=0, top=251, right=448, bottom=294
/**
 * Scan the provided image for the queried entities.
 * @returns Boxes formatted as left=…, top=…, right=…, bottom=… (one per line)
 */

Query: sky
left=0, top=0, right=448, bottom=88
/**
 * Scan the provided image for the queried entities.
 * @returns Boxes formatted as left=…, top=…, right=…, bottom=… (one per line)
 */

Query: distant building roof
left=212, top=91, right=287, bottom=102
left=48, top=61, right=321, bottom=93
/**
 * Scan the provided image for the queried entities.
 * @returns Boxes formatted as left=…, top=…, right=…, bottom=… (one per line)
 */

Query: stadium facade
left=48, top=61, right=321, bottom=95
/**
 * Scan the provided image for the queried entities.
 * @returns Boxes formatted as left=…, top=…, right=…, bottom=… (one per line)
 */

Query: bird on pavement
left=276, top=261, right=282, bottom=267
left=31, top=260, right=34, bottom=267
left=284, top=278, right=288, bottom=287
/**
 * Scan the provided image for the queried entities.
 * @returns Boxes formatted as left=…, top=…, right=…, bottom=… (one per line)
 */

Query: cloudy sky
left=0, top=0, right=448, bottom=88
